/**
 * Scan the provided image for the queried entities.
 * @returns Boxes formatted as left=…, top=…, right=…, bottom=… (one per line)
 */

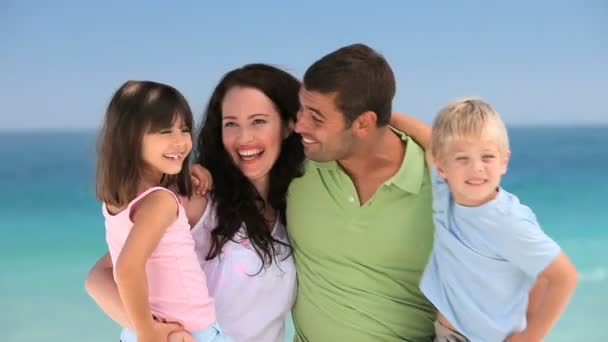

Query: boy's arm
left=390, top=112, right=431, bottom=150
left=115, top=191, right=179, bottom=340
left=506, top=252, right=578, bottom=342
left=526, top=276, right=549, bottom=322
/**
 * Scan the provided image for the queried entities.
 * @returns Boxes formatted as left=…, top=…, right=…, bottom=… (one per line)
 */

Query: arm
left=115, top=190, right=179, bottom=341
left=190, top=164, right=213, bottom=197
left=85, top=252, right=133, bottom=328
left=181, top=193, right=208, bottom=228
left=85, top=252, right=187, bottom=340
left=390, top=112, right=431, bottom=150
left=526, top=276, right=549, bottom=322
left=507, top=252, right=578, bottom=342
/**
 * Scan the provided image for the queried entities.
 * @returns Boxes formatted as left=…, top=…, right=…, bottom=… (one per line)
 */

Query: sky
left=1, top=0, right=606, bottom=130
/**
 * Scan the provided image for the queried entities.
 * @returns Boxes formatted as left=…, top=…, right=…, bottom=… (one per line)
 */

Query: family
left=86, top=43, right=578, bottom=342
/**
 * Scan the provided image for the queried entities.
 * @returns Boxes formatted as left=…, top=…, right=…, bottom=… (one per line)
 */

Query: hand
left=168, top=329, right=196, bottom=342
left=191, top=164, right=213, bottom=196
left=137, top=319, right=185, bottom=342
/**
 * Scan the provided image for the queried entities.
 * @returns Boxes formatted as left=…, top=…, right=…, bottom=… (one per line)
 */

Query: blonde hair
left=431, top=97, right=509, bottom=160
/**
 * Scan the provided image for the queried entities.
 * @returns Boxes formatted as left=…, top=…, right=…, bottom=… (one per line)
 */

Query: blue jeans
left=120, top=322, right=230, bottom=342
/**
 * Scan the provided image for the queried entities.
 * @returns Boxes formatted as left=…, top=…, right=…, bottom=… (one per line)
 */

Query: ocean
left=1, top=127, right=606, bottom=341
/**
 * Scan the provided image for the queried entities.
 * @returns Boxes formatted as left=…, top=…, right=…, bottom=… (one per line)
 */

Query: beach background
left=2, top=1, right=606, bottom=340
left=1, top=127, right=606, bottom=341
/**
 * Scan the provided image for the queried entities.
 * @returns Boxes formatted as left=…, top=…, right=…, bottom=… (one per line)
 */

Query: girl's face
left=141, top=116, right=192, bottom=182
left=221, top=86, right=287, bottom=195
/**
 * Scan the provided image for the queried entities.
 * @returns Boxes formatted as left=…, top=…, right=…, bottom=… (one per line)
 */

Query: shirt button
left=348, top=196, right=355, bottom=203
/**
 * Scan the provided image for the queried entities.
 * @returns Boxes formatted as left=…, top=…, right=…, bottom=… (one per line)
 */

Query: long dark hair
left=97, top=80, right=193, bottom=207
left=196, top=64, right=304, bottom=270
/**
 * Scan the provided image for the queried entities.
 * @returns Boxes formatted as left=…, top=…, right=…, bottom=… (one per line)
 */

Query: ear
left=434, top=158, right=448, bottom=180
left=352, top=111, right=377, bottom=137
left=501, top=149, right=511, bottom=175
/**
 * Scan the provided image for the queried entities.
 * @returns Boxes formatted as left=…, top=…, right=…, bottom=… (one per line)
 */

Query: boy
left=396, top=98, right=577, bottom=341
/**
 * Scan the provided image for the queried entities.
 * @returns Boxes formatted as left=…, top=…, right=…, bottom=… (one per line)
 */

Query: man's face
left=295, top=87, right=355, bottom=162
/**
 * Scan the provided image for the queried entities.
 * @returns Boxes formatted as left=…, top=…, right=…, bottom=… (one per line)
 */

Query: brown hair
left=303, top=43, right=396, bottom=126
left=96, top=80, right=194, bottom=207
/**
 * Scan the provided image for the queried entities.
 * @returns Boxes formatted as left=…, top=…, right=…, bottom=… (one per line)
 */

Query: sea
left=1, top=127, right=606, bottom=341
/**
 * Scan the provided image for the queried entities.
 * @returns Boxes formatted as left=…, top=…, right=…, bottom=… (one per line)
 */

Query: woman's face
left=221, top=86, right=286, bottom=194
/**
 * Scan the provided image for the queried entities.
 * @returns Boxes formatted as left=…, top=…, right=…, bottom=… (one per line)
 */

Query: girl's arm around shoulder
left=181, top=193, right=208, bottom=228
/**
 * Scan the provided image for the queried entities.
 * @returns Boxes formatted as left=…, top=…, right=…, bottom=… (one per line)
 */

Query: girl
left=95, top=80, right=227, bottom=342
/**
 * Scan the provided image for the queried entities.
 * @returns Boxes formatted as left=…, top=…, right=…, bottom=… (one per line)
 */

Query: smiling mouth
left=302, top=137, right=317, bottom=144
left=465, top=179, right=487, bottom=185
left=163, top=153, right=185, bottom=161
left=238, top=148, right=264, bottom=161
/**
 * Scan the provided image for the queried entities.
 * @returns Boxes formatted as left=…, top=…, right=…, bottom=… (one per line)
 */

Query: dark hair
left=303, top=43, right=396, bottom=126
left=196, top=64, right=304, bottom=271
left=96, top=80, right=194, bottom=207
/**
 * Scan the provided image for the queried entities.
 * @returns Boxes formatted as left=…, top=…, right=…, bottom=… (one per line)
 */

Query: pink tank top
left=103, top=187, right=215, bottom=331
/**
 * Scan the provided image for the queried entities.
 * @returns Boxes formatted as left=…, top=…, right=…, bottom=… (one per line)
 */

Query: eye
left=223, top=122, right=237, bottom=128
left=159, top=129, right=172, bottom=134
left=455, top=156, right=468, bottom=161
left=312, top=115, right=323, bottom=124
left=253, top=118, right=267, bottom=125
left=482, top=155, right=496, bottom=161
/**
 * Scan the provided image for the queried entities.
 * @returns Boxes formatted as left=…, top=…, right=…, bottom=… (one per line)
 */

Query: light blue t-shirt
left=420, top=168, right=561, bottom=342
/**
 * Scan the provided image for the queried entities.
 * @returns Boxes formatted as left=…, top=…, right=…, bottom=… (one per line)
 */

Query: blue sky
left=1, top=0, right=606, bottom=130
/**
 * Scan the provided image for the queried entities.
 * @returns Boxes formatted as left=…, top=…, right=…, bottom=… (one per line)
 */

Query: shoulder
left=132, top=188, right=179, bottom=221
left=494, top=189, right=538, bottom=226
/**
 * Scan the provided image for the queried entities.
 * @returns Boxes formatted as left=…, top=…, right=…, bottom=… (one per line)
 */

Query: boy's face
left=436, top=138, right=510, bottom=207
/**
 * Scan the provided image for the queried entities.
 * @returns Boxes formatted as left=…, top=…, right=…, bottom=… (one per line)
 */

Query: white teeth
left=302, top=137, right=315, bottom=144
left=164, top=154, right=182, bottom=160
left=238, top=149, right=263, bottom=157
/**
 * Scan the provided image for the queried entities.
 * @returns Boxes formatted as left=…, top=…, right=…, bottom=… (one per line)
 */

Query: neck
left=338, top=126, right=404, bottom=177
left=138, top=170, right=163, bottom=193
left=250, top=176, right=270, bottom=203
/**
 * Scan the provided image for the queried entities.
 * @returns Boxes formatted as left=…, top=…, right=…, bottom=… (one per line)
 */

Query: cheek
left=221, top=130, right=236, bottom=153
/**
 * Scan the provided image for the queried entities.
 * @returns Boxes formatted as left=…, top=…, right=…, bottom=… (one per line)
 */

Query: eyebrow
left=304, top=105, right=326, bottom=119
left=222, top=113, right=270, bottom=120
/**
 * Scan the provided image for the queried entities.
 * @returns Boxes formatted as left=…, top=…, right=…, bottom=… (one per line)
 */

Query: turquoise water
left=1, top=127, right=606, bottom=341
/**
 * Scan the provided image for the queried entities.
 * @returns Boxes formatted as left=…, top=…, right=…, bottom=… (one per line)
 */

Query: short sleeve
left=430, top=166, right=451, bottom=214
left=495, top=210, right=561, bottom=277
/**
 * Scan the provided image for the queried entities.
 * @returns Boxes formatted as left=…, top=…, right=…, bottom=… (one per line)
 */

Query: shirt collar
left=308, top=126, right=426, bottom=194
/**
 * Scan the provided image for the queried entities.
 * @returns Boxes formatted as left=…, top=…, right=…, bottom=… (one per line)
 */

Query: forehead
left=222, top=86, right=279, bottom=118
left=445, top=137, right=503, bottom=152
left=299, top=87, right=340, bottom=112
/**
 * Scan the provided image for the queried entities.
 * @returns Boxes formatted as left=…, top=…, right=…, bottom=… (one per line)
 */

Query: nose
left=171, top=131, right=190, bottom=149
left=236, top=126, right=254, bottom=144
left=294, top=111, right=307, bottom=134
left=472, top=158, right=484, bottom=173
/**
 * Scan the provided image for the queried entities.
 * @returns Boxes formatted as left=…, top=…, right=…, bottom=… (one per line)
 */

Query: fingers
left=167, top=330, right=195, bottom=342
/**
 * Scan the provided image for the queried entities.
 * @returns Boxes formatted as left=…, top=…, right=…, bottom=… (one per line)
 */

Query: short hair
left=431, top=97, right=510, bottom=160
left=303, top=43, right=395, bottom=126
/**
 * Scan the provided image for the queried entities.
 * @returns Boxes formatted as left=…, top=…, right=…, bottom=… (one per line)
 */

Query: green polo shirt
left=287, top=129, right=436, bottom=342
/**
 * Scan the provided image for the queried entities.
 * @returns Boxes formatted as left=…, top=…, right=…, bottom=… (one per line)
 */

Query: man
left=287, top=43, right=435, bottom=341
